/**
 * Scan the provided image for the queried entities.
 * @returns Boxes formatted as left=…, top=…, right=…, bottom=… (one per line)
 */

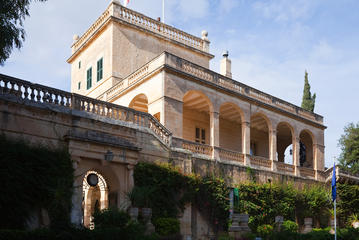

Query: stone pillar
left=210, top=111, right=220, bottom=159
left=293, top=137, right=300, bottom=176
left=313, top=143, right=325, bottom=180
left=127, top=164, right=135, bottom=190
left=269, top=130, right=277, bottom=171
left=70, top=157, right=83, bottom=226
left=242, top=121, right=251, bottom=166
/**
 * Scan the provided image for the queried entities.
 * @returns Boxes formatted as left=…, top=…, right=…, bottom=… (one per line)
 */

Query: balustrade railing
left=250, top=156, right=272, bottom=169
left=166, top=54, right=323, bottom=124
left=276, top=162, right=295, bottom=174
left=299, top=167, right=316, bottom=178
left=0, top=74, right=172, bottom=146
left=72, top=2, right=208, bottom=54
left=179, top=139, right=213, bottom=156
left=218, top=148, right=244, bottom=163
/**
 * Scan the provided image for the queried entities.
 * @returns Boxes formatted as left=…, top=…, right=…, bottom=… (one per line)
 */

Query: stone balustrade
left=72, top=3, right=209, bottom=54
left=179, top=139, right=213, bottom=156
left=0, top=74, right=172, bottom=146
left=218, top=148, right=244, bottom=163
left=276, top=162, right=295, bottom=174
left=250, top=156, right=272, bottom=169
left=114, top=4, right=208, bottom=53
left=299, top=167, right=316, bottom=179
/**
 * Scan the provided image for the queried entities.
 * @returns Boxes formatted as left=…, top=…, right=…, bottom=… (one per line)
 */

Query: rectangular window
left=78, top=61, right=81, bottom=69
left=195, top=127, right=206, bottom=144
left=87, top=67, right=92, bottom=90
left=78, top=82, right=81, bottom=90
left=97, top=58, right=103, bottom=82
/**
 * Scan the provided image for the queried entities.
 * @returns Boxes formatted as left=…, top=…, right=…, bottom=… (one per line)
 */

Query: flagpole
left=334, top=199, right=337, bottom=240
left=162, top=0, right=165, bottom=23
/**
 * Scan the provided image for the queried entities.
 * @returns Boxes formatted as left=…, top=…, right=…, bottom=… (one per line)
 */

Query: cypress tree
left=301, top=71, right=316, bottom=112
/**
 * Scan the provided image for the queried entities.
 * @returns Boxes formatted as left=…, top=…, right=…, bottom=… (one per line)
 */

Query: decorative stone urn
left=229, top=213, right=251, bottom=237
left=302, top=217, right=313, bottom=233
left=142, top=208, right=155, bottom=235
left=128, top=207, right=139, bottom=221
left=275, top=216, right=284, bottom=231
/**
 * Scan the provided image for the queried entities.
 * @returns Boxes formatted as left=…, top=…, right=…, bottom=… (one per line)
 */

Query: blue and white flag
left=332, top=163, right=336, bottom=202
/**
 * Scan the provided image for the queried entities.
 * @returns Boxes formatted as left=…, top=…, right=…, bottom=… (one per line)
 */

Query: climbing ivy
left=0, top=135, right=74, bottom=230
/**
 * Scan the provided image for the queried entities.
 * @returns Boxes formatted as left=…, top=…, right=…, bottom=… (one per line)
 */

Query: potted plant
left=349, top=214, right=359, bottom=229
left=302, top=209, right=313, bottom=233
left=126, top=186, right=156, bottom=234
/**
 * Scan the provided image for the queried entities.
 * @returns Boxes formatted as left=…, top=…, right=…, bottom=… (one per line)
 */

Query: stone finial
left=220, top=50, right=232, bottom=78
left=201, top=30, right=208, bottom=41
left=73, top=34, right=80, bottom=44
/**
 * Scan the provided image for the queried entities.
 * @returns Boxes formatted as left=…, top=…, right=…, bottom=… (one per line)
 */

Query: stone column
left=127, top=164, right=135, bottom=190
left=210, top=111, right=220, bottom=159
left=70, top=157, right=83, bottom=226
left=269, top=129, right=277, bottom=171
left=242, top=121, right=251, bottom=166
left=313, top=143, right=325, bottom=180
left=293, top=137, right=300, bottom=176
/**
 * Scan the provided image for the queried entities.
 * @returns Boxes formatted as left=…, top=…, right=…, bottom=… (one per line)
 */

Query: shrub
left=257, top=224, right=273, bottom=238
left=153, top=218, right=180, bottom=236
left=281, top=220, right=298, bottom=233
left=93, top=207, right=130, bottom=229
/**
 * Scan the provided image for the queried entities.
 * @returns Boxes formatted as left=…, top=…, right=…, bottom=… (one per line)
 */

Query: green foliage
left=300, top=185, right=331, bottom=226
left=93, top=207, right=130, bottom=229
left=301, top=71, right=316, bottom=112
left=0, top=135, right=74, bottom=230
left=126, top=186, right=157, bottom=208
left=257, top=224, right=273, bottom=238
left=235, top=183, right=297, bottom=230
left=133, top=162, right=229, bottom=232
left=338, top=122, right=359, bottom=174
left=153, top=218, right=180, bottom=236
left=281, top=220, right=298, bottom=233
left=337, top=183, right=359, bottom=225
left=0, top=227, right=160, bottom=240
left=0, top=0, right=47, bottom=65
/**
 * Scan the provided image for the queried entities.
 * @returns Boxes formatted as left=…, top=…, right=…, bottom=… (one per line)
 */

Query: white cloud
left=252, top=0, right=319, bottom=23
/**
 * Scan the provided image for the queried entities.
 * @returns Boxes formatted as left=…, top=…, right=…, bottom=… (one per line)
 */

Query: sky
left=1, top=0, right=359, bottom=168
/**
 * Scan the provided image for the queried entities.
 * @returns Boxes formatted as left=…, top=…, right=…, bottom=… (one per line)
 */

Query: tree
left=338, top=122, right=359, bottom=174
left=0, top=0, right=47, bottom=65
left=301, top=71, right=316, bottom=112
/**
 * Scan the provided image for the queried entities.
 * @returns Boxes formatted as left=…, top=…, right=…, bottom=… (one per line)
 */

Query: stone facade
left=0, top=1, right=333, bottom=239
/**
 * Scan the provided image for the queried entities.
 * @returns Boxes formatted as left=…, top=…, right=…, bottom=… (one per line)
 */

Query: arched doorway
left=129, top=94, right=148, bottom=113
left=250, top=114, right=270, bottom=158
left=276, top=122, right=294, bottom=164
left=182, top=91, right=212, bottom=144
left=299, top=130, right=314, bottom=167
left=219, top=103, right=243, bottom=152
left=82, top=171, right=109, bottom=229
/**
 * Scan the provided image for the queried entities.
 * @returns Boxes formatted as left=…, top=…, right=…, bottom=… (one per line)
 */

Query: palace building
left=4, top=1, right=355, bottom=238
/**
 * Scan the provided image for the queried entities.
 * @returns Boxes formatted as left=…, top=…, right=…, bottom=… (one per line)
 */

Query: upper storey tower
left=67, top=0, right=213, bottom=99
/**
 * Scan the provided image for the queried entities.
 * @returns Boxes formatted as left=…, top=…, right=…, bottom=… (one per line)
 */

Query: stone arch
left=82, top=170, right=109, bottom=229
left=129, top=94, right=148, bottom=113
left=299, top=129, right=315, bottom=168
left=250, top=113, right=272, bottom=158
left=182, top=90, right=213, bottom=144
left=276, top=122, right=295, bottom=164
left=219, top=102, right=244, bottom=152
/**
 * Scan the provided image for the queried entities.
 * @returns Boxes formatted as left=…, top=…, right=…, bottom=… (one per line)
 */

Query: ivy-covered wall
left=0, top=135, right=74, bottom=230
